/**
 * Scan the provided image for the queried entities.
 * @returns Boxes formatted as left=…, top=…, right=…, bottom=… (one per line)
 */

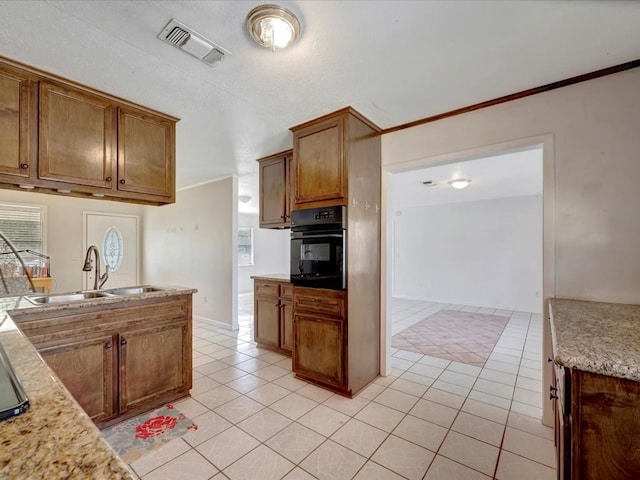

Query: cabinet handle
left=121, top=338, right=127, bottom=346
left=104, top=342, right=112, bottom=350
left=547, top=357, right=553, bottom=363
left=20, top=163, right=28, bottom=169
left=550, top=385, right=558, bottom=393
left=550, top=392, right=558, bottom=400
left=106, top=176, right=112, bottom=181
left=120, top=179, right=126, bottom=184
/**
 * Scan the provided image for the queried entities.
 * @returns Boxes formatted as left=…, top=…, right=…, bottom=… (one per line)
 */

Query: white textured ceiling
left=1, top=1, right=639, bottom=213
left=390, top=148, right=543, bottom=211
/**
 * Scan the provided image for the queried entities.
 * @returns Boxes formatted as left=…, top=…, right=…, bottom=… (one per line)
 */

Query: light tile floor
left=120, top=294, right=555, bottom=479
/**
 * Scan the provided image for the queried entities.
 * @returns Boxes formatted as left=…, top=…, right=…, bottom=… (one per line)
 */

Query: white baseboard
left=193, top=315, right=236, bottom=331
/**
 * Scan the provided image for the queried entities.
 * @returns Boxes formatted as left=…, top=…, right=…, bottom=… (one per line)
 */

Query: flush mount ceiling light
left=448, top=178, right=472, bottom=189
left=246, top=4, right=301, bottom=52
left=238, top=194, right=252, bottom=204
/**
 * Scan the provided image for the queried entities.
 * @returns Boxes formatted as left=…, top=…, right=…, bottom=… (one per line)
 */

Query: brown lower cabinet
left=12, top=294, right=192, bottom=428
left=253, top=279, right=293, bottom=355
left=553, top=363, right=640, bottom=479
left=293, top=286, right=349, bottom=395
left=40, top=333, right=116, bottom=424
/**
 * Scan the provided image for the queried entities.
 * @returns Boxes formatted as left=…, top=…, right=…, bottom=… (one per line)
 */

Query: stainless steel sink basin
left=102, top=286, right=166, bottom=296
left=27, top=291, right=112, bottom=304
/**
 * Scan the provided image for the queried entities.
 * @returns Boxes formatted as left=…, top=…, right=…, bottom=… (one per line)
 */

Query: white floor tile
left=222, top=445, right=294, bottom=480
left=424, top=455, right=491, bottom=480
left=354, top=402, right=405, bottom=432
left=300, top=440, right=366, bottom=480
left=495, top=451, right=556, bottom=480
left=439, top=431, right=499, bottom=476
left=392, top=415, right=448, bottom=452
left=371, top=435, right=435, bottom=480
left=265, top=423, right=325, bottom=464
left=142, top=449, right=218, bottom=480
left=330, top=418, right=388, bottom=457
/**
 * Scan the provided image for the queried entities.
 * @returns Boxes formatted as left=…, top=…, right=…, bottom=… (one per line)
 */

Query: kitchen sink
left=101, top=286, right=167, bottom=296
left=27, top=291, right=112, bottom=304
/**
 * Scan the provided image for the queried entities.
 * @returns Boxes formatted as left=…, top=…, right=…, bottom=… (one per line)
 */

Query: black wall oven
left=290, top=206, right=346, bottom=290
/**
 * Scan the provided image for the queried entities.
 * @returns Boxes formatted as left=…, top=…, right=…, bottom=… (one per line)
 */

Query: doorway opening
left=383, top=141, right=551, bottom=424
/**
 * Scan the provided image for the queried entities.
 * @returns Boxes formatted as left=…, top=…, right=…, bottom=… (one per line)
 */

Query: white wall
left=0, top=189, right=143, bottom=293
left=393, top=195, right=542, bottom=312
left=381, top=66, right=640, bottom=426
left=142, top=177, right=237, bottom=328
left=237, top=213, right=289, bottom=294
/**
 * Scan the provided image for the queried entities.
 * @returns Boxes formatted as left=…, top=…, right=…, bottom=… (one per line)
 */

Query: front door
left=84, top=212, right=138, bottom=289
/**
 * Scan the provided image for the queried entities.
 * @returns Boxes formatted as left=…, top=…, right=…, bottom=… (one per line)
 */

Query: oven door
left=291, top=231, right=345, bottom=290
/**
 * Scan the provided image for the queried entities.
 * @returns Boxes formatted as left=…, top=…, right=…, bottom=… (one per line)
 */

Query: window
left=0, top=202, right=47, bottom=276
left=238, top=227, right=254, bottom=266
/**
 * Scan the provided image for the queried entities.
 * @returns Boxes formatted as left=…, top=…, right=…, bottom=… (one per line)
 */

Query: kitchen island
left=0, top=286, right=195, bottom=479
left=549, top=298, right=640, bottom=480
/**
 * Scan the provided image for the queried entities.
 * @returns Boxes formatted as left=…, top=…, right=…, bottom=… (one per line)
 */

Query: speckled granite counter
left=0, top=285, right=196, bottom=479
left=250, top=273, right=291, bottom=283
left=549, top=298, right=640, bottom=381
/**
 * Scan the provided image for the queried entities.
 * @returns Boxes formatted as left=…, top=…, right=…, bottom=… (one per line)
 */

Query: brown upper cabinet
left=39, top=81, right=115, bottom=189
left=0, top=56, right=177, bottom=205
left=257, top=149, right=292, bottom=228
left=290, top=107, right=381, bottom=209
left=0, top=64, right=37, bottom=180
left=118, top=107, right=174, bottom=198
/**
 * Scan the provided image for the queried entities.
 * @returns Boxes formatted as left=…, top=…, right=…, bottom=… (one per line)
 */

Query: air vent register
left=157, top=19, right=230, bottom=67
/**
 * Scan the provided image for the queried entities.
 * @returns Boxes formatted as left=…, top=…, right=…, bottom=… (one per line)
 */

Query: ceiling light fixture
left=448, top=178, right=471, bottom=189
left=238, top=194, right=252, bottom=204
left=246, top=4, right=301, bottom=52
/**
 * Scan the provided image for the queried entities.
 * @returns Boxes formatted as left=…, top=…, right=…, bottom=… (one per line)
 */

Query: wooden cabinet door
left=0, top=65, right=36, bottom=179
left=40, top=334, right=116, bottom=423
left=118, top=107, right=174, bottom=198
left=280, top=299, right=293, bottom=352
left=293, top=312, right=344, bottom=387
left=293, top=117, right=345, bottom=206
left=39, top=81, right=115, bottom=188
left=258, top=151, right=292, bottom=228
left=119, top=321, right=188, bottom=413
left=254, top=295, right=280, bottom=349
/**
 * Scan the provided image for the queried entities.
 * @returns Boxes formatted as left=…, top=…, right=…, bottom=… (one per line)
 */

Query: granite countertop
left=549, top=298, right=640, bottom=381
left=250, top=273, right=291, bottom=283
left=0, top=285, right=196, bottom=478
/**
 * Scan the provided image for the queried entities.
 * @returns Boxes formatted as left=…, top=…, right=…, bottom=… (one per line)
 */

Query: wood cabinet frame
left=257, top=149, right=293, bottom=228
left=253, top=279, right=293, bottom=355
left=12, top=294, right=193, bottom=428
left=0, top=64, right=37, bottom=181
left=0, top=55, right=177, bottom=205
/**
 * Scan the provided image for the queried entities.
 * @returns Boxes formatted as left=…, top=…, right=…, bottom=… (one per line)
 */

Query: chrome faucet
left=82, top=245, right=109, bottom=289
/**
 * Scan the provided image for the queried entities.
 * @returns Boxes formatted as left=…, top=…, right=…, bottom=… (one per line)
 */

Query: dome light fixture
left=246, top=4, right=301, bottom=52
left=448, top=178, right=472, bottom=189
left=238, top=194, right=252, bottom=204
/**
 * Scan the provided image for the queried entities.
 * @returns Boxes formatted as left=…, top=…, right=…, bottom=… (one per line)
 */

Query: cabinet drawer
left=293, top=286, right=345, bottom=318
left=280, top=284, right=293, bottom=299
left=255, top=281, right=280, bottom=297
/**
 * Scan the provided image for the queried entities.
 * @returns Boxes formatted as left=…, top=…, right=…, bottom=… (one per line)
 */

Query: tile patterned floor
left=117, top=294, right=555, bottom=479
left=391, top=309, right=509, bottom=367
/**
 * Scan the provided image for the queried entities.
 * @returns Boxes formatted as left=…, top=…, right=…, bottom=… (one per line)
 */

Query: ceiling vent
left=157, top=19, right=230, bottom=67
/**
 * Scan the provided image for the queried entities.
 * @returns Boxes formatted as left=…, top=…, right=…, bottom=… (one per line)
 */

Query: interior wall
left=0, top=189, right=144, bottom=293
left=381, top=66, right=640, bottom=427
left=237, top=213, right=290, bottom=294
left=142, top=177, right=236, bottom=327
left=393, top=195, right=542, bottom=312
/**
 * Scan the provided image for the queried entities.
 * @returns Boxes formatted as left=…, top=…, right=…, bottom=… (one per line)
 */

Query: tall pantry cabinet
left=290, top=107, right=382, bottom=396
